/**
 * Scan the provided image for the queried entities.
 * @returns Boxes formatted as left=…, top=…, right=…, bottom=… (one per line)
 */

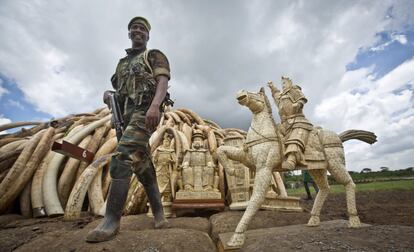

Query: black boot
left=136, top=163, right=169, bottom=229
left=86, top=178, right=130, bottom=242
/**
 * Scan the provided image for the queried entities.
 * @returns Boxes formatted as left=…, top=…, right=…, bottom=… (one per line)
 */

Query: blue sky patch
left=347, top=30, right=414, bottom=79
left=0, top=75, right=52, bottom=123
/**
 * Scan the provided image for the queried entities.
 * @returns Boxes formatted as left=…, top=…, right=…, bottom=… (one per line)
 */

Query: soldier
left=86, top=16, right=171, bottom=243
left=268, top=77, right=313, bottom=170
left=303, top=170, right=319, bottom=200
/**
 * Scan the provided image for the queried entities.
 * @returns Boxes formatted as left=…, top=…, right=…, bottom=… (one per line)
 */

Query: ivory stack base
left=261, top=196, right=302, bottom=212
left=175, top=191, right=222, bottom=200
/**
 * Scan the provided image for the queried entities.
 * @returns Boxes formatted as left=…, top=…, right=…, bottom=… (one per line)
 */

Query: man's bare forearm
left=150, top=75, right=169, bottom=108
left=145, top=75, right=169, bottom=131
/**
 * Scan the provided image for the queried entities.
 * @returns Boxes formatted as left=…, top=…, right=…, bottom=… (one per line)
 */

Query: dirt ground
left=301, top=190, right=414, bottom=226
left=0, top=190, right=413, bottom=251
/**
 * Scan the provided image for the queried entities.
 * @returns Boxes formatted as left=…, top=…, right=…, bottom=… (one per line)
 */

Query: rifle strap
left=142, top=50, right=153, bottom=76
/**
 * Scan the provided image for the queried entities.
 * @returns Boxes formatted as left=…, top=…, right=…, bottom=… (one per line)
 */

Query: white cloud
left=0, top=115, right=12, bottom=135
left=1, top=0, right=404, bottom=119
left=370, top=33, right=408, bottom=52
left=0, top=116, right=12, bottom=126
left=315, top=57, right=414, bottom=170
left=376, top=57, right=414, bottom=94
left=0, top=0, right=413, bottom=170
left=393, top=34, right=408, bottom=45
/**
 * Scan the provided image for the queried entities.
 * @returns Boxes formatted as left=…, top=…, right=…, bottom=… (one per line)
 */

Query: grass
left=287, top=179, right=414, bottom=196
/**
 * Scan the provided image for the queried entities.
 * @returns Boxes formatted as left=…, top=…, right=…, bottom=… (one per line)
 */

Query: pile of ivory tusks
left=0, top=106, right=246, bottom=220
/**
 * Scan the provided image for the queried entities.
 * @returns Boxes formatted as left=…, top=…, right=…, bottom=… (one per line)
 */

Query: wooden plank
left=172, top=199, right=225, bottom=210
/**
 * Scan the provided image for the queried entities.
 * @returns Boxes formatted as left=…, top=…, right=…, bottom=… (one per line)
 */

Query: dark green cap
left=128, top=16, right=151, bottom=32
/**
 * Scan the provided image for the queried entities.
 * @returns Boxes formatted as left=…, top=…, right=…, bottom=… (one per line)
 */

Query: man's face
left=128, top=23, right=149, bottom=48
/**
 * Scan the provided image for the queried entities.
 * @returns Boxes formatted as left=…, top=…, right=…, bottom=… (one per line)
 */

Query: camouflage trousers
left=109, top=109, right=155, bottom=185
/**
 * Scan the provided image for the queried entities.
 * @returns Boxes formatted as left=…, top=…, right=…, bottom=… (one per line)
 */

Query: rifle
left=104, top=91, right=124, bottom=139
left=163, top=92, right=174, bottom=107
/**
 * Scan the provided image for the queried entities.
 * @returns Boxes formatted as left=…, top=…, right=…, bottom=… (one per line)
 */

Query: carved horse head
left=236, top=87, right=272, bottom=114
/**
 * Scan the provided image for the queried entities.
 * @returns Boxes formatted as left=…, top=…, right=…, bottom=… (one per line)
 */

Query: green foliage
left=287, top=180, right=414, bottom=196
left=380, top=166, right=390, bottom=172
left=346, top=169, right=414, bottom=182
left=355, top=180, right=414, bottom=191
left=283, top=169, right=414, bottom=191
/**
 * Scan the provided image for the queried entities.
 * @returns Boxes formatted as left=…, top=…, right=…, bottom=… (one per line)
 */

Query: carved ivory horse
left=217, top=87, right=376, bottom=247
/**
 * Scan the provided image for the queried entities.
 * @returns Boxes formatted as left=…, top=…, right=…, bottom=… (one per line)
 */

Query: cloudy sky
left=0, top=0, right=413, bottom=171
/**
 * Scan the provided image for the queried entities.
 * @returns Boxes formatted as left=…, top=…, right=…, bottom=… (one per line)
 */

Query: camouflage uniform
left=110, top=47, right=170, bottom=180
left=272, top=83, right=313, bottom=166
left=85, top=16, right=170, bottom=244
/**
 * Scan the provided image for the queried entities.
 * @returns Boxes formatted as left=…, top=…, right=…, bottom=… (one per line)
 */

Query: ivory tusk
left=57, top=135, right=92, bottom=208
left=0, top=138, right=23, bottom=148
left=0, top=139, right=28, bottom=154
left=43, top=115, right=111, bottom=216
left=0, top=121, right=42, bottom=133
left=64, top=154, right=113, bottom=220
left=166, top=111, right=182, bottom=124
left=150, top=126, right=167, bottom=153
left=31, top=150, right=54, bottom=218
left=177, top=131, right=189, bottom=152
left=0, top=128, right=51, bottom=214
left=88, top=137, right=117, bottom=215
left=173, top=110, right=192, bottom=126
left=182, top=123, right=193, bottom=148
left=19, top=180, right=32, bottom=218
left=177, top=108, right=205, bottom=125
left=75, top=125, right=109, bottom=179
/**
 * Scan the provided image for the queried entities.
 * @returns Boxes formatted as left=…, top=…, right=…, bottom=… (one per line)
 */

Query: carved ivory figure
left=217, top=84, right=376, bottom=247
left=268, top=77, right=313, bottom=171
left=176, top=130, right=221, bottom=200
left=221, top=133, right=295, bottom=211
left=152, top=134, right=176, bottom=203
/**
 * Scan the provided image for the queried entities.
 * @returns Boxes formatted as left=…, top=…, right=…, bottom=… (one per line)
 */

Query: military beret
left=128, top=16, right=151, bottom=32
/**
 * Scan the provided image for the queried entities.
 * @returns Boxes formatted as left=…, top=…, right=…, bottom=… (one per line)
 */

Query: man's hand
left=145, top=104, right=160, bottom=132
left=146, top=75, right=168, bottom=132
left=103, top=90, right=115, bottom=128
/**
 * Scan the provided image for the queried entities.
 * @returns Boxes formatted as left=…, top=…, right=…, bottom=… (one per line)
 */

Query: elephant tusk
left=43, top=115, right=111, bottom=216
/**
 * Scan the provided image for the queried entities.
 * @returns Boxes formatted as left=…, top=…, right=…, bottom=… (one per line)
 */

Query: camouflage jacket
left=111, top=48, right=170, bottom=116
